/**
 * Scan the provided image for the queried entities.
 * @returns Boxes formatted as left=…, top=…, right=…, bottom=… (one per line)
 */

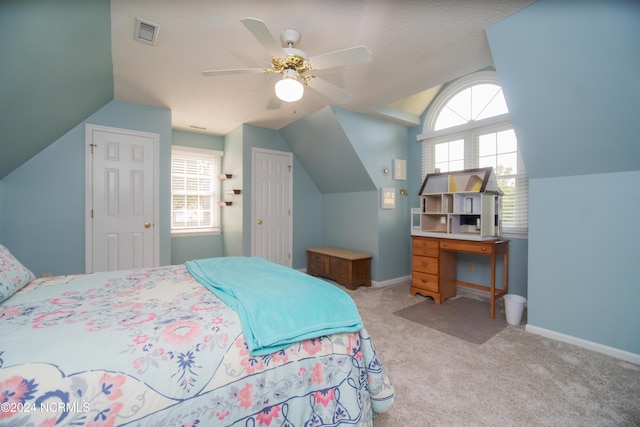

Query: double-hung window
left=171, top=146, right=223, bottom=235
left=418, top=71, right=528, bottom=237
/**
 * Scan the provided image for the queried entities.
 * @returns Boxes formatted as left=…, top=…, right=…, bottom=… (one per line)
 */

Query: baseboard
left=372, top=275, right=410, bottom=288
left=526, top=324, right=640, bottom=365
left=297, top=269, right=409, bottom=289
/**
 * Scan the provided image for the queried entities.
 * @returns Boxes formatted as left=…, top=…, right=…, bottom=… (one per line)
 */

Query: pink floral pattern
left=0, top=244, right=35, bottom=303
left=0, top=264, right=394, bottom=426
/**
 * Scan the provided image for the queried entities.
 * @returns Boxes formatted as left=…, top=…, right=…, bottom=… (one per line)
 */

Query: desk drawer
left=412, top=238, right=439, bottom=257
left=412, top=255, right=438, bottom=275
left=412, top=272, right=438, bottom=292
left=440, top=240, right=494, bottom=255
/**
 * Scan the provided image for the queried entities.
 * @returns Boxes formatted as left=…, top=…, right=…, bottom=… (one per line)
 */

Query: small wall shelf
left=226, top=189, right=242, bottom=195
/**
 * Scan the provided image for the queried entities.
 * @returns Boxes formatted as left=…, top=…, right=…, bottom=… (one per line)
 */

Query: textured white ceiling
left=110, top=0, right=535, bottom=135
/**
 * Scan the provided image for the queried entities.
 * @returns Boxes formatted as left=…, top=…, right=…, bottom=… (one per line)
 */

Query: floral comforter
left=0, top=264, right=394, bottom=426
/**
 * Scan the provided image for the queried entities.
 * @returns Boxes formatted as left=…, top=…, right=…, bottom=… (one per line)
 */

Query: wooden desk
left=411, top=236, right=509, bottom=318
left=307, top=247, right=372, bottom=290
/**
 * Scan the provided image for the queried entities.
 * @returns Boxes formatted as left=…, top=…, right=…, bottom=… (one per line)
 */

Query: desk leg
left=504, top=249, right=509, bottom=295
left=490, top=253, right=496, bottom=319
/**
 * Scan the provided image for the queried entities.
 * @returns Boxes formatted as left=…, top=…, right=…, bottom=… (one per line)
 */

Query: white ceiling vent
left=135, top=18, right=159, bottom=45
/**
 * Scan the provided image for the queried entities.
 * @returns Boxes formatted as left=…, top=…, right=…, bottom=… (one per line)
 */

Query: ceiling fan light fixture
left=275, top=69, right=304, bottom=102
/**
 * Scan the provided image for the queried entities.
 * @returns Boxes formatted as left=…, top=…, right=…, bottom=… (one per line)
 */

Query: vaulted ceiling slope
left=280, top=107, right=376, bottom=194
left=0, top=0, right=113, bottom=180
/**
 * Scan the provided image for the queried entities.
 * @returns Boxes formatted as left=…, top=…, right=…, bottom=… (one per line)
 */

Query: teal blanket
left=185, top=257, right=363, bottom=356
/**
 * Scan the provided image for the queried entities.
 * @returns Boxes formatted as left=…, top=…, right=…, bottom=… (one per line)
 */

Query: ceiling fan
left=202, top=18, right=372, bottom=105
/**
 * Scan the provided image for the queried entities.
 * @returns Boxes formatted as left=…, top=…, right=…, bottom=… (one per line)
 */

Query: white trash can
left=504, top=294, right=527, bottom=325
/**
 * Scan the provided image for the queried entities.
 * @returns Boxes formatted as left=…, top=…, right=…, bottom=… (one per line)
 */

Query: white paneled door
left=252, top=148, right=292, bottom=267
left=85, top=125, right=159, bottom=273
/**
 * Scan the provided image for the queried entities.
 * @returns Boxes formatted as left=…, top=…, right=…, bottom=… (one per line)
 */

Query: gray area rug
left=393, top=296, right=508, bottom=344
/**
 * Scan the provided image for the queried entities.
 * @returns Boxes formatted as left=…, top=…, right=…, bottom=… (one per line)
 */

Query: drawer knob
left=443, top=243, right=448, bottom=247
left=481, top=247, right=486, bottom=252
left=421, top=278, right=428, bottom=283
left=421, top=261, right=428, bottom=267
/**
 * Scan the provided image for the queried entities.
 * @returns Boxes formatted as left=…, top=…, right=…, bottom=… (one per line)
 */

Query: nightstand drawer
left=412, top=255, right=438, bottom=275
left=412, top=272, right=438, bottom=292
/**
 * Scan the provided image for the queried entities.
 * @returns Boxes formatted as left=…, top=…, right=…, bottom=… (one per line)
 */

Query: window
left=418, top=71, right=528, bottom=236
left=171, top=146, right=223, bottom=235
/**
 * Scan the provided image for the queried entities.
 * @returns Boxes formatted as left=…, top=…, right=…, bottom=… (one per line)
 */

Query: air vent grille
left=135, top=18, right=159, bottom=45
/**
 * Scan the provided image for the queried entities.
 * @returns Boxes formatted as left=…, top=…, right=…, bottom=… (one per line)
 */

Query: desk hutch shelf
left=411, top=167, right=503, bottom=241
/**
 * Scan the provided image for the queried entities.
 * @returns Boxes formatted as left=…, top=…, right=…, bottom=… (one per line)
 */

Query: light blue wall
left=0, top=100, right=172, bottom=277
left=487, top=0, right=640, bottom=355
left=219, top=124, right=322, bottom=269
left=280, top=107, right=410, bottom=281
left=322, top=190, right=379, bottom=253
left=222, top=127, right=245, bottom=257
left=291, top=158, right=323, bottom=268
left=0, top=0, right=113, bottom=179
left=333, top=108, right=411, bottom=281
left=280, top=107, right=376, bottom=193
left=171, top=130, right=225, bottom=264
left=487, top=0, right=640, bottom=180
left=529, top=172, right=640, bottom=353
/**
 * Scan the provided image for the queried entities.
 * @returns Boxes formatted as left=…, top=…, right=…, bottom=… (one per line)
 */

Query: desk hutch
left=410, top=168, right=509, bottom=318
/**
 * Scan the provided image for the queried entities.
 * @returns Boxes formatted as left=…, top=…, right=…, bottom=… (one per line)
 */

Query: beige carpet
left=336, top=281, right=640, bottom=427
left=393, top=296, right=508, bottom=345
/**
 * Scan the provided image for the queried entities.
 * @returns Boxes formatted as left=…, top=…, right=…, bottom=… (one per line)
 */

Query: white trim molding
left=372, top=275, right=411, bottom=288
left=526, top=324, right=640, bottom=365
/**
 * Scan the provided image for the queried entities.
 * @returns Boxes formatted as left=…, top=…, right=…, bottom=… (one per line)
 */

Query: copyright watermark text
left=1, top=401, right=91, bottom=414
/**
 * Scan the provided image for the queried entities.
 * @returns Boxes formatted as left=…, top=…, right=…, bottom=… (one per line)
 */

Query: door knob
left=144, top=222, right=151, bottom=228
left=256, top=219, right=263, bottom=225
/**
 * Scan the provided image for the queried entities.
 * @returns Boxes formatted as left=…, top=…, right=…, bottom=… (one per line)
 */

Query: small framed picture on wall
left=393, top=159, right=406, bottom=180
left=381, top=187, right=396, bottom=209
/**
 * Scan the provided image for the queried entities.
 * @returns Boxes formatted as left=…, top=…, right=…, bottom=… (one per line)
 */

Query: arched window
left=417, top=71, right=528, bottom=236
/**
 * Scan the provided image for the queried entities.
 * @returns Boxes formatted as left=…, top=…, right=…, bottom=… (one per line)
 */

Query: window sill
left=171, top=230, right=221, bottom=237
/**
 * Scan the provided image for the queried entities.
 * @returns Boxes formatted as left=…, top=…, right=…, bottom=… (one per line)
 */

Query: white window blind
left=171, top=146, right=222, bottom=234
left=419, top=72, right=528, bottom=237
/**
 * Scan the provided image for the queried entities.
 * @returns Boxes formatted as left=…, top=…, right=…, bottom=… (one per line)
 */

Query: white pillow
left=0, top=244, right=36, bottom=303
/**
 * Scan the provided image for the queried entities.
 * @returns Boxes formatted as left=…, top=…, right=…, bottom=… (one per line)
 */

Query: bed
left=0, top=245, right=394, bottom=426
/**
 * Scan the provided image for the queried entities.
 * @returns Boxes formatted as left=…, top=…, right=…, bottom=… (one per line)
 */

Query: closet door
left=85, top=125, right=159, bottom=273
left=252, top=148, right=292, bottom=267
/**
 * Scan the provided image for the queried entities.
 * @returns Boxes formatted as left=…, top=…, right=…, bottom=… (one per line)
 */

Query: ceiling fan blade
left=307, top=77, right=352, bottom=103
left=241, top=17, right=285, bottom=58
left=308, top=46, right=372, bottom=71
left=202, top=68, right=268, bottom=77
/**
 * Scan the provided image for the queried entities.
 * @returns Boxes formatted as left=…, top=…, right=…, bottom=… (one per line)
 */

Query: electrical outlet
left=467, top=262, right=474, bottom=272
